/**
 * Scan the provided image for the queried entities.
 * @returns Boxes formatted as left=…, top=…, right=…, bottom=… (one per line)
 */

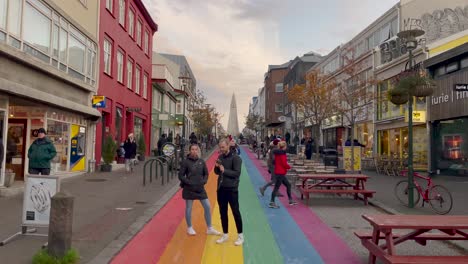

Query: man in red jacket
left=269, top=141, right=297, bottom=208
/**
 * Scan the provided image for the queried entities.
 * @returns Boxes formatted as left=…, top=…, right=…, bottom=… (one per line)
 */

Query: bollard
left=48, top=191, right=74, bottom=258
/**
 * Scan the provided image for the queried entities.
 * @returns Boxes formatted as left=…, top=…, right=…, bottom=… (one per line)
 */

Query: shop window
left=446, top=61, right=459, bottom=74
left=47, top=120, right=69, bottom=173
left=461, top=57, right=468, bottom=69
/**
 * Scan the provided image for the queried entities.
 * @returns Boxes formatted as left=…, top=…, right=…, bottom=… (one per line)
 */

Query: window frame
left=144, top=29, right=149, bottom=54
left=275, top=83, right=283, bottom=92
left=106, top=0, right=113, bottom=13
left=143, top=73, right=148, bottom=99
left=116, top=49, right=124, bottom=83
left=119, top=0, right=125, bottom=27
left=127, top=57, right=133, bottom=90
left=128, top=7, right=135, bottom=39
left=135, top=65, right=141, bottom=94
left=136, top=19, right=142, bottom=47
left=275, top=104, right=283, bottom=112
left=103, top=38, right=113, bottom=76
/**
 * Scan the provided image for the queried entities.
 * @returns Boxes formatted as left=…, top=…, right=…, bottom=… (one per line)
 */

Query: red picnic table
left=297, top=174, right=375, bottom=205
left=356, top=214, right=468, bottom=264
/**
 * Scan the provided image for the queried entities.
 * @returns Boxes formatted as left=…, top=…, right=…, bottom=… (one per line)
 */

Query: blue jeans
left=185, top=199, right=212, bottom=228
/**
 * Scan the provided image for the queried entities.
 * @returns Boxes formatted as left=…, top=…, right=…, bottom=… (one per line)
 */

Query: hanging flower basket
left=387, top=88, right=409, bottom=105
left=413, top=82, right=435, bottom=97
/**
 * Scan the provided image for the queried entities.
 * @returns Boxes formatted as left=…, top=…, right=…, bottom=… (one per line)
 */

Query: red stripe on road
left=111, top=151, right=218, bottom=264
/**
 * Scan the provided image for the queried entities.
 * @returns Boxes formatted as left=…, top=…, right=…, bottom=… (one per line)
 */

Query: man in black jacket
left=214, top=138, right=244, bottom=246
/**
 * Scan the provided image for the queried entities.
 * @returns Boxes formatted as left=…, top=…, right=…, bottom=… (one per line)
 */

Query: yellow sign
left=92, top=96, right=106, bottom=108
left=405, top=111, right=426, bottom=123
left=344, top=146, right=361, bottom=171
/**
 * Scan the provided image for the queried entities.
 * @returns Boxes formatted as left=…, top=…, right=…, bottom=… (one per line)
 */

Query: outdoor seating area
left=355, top=214, right=468, bottom=264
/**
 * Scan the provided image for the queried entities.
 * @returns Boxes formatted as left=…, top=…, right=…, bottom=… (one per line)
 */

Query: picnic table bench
left=297, top=174, right=375, bottom=205
left=356, top=214, right=468, bottom=264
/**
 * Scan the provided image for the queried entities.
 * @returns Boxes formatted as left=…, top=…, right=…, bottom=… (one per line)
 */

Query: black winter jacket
left=214, top=151, right=242, bottom=190
left=178, top=155, right=209, bottom=200
left=123, top=139, right=137, bottom=159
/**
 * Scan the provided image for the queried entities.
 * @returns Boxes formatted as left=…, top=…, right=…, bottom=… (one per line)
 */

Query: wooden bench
left=354, top=231, right=467, bottom=246
left=383, top=256, right=468, bottom=264
left=299, top=187, right=375, bottom=205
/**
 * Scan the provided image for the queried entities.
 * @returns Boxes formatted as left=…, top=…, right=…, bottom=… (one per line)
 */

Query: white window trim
left=106, top=0, right=113, bottom=12
left=136, top=20, right=142, bottom=46
left=127, top=60, right=133, bottom=89
left=117, top=50, right=123, bottom=83
left=143, top=74, right=148, bottom=99
left=135, top=67, right=140, bottom=94
left=119, top=0, right=125, bottom=26
left=128, top=9, right=134, bottom=38
left=104, top=39, right=112, bottom=75
left=275, top=83, right=283, bottom=92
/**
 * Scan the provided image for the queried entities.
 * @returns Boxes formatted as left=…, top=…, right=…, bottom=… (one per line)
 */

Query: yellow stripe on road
left=201, top=202, right=244, bottom=264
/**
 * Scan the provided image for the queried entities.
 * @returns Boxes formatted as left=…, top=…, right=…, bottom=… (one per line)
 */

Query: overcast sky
left=143, top=0, right=399, bottom=131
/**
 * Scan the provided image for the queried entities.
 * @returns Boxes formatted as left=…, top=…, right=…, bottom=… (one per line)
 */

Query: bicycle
left=394, top=170, right=453, bottom=215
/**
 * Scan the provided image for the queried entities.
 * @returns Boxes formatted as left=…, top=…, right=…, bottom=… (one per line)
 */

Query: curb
left=87, top=148, right=217, bottom=264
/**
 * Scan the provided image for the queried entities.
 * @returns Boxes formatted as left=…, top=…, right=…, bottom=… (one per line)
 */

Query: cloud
left=144, top=0, right=285, bottom=130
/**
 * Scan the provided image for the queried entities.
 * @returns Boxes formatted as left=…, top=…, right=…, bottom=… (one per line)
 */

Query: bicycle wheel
left=394, top=180, right=421, bottom=207
left=429, top=185, right=453, bottom=215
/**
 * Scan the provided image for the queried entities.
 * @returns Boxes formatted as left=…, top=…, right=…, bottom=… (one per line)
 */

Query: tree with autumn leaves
left=245, top=112, right=264, bottom=140
left=286, top=69, right=335, bottom=155
left=191, top=90, right=220, bottom=137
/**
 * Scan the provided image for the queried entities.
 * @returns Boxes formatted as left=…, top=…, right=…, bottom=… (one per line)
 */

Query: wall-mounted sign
left=126, top=107, right=142, bottom=112
left=159, top=114, right=169, bottom=121
left=405, top=111, right=426, bottom=123
left=92, top=96, right=106, bottom=108
left=454, top=84, right=468, bottom=91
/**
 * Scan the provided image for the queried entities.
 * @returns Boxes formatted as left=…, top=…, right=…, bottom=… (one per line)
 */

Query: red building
left=96, top=0, right=158, bottom=164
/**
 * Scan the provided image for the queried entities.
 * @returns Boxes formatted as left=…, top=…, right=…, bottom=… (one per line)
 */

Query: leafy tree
left=287, top=69, right=335, bottom=155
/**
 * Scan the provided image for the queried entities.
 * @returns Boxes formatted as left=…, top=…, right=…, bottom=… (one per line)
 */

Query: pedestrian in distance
left=259, top=139, right=284, bottom=197
left=123, top=133, right=137, bottom=173
left=179, top=144, right=221, bottom=236
left=28, top=128, right=57, bottom=175
left=269, top=141, right=298, bottom=208
left=214, top=138, right=244, bottom=246
left=157, top=134, right=167, bottom=156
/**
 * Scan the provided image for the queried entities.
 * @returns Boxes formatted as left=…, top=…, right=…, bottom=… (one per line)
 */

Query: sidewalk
left=0, top=154, right=190, bottom=264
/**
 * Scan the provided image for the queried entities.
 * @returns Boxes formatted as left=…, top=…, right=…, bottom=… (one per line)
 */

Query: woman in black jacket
left=123, top=133, right=137, bottom=172
left=179, top=144, right=221, bottom=236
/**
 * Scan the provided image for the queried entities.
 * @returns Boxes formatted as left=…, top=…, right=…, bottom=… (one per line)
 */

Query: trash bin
left=323, top=149, right=338, bottom=167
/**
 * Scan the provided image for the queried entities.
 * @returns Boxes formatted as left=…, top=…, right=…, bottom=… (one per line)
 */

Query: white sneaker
left=207, top=227, right=221, bottom=236
left=216, top=234, right=229, bottom=244
left=187, top=227, right=196, bottom=236
left=234, top=234, right=244, bottom=246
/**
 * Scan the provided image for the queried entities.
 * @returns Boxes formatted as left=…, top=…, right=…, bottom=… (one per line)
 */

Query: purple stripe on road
left=241, top=146, right=362, bottom=264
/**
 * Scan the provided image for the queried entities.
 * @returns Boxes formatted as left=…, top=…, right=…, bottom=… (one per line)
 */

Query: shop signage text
left=126, top=107, right=142, bottom=112
left=431, top=91, right=468, bottom=106
left=454, top=84, right=468, bottom=91
left=405, top=111, right=426, bottom=123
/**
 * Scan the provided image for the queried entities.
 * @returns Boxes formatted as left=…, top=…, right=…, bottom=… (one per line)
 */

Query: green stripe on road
left=239, top=164, right=284, bottom=264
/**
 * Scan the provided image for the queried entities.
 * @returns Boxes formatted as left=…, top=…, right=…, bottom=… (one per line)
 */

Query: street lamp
left=397, top=28, right=425, bottom=208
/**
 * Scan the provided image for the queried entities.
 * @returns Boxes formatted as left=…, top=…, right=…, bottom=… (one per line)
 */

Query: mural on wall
left=403, top=5, right=468, bottom=43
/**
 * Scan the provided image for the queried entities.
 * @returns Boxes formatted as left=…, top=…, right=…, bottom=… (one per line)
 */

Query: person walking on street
left=157, top=134, right=167, bottom=156
left=28, top=128, right=56, bottom=175
left=259, top=139, right=283, bottom=197
left=269, top=141, right=297, bottom=208
left=179, top=144, right=221, bottom=236
left=214, top=138, right=244, bottom=246
left=305, top=138, right=313, bottom=160
left=123, top=133, right=137, bottom=172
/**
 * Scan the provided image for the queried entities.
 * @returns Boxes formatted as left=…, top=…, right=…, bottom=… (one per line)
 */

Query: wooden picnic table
left=357, top=214, right=468, bottom=264
left=297, top=174, right=375, bottom=205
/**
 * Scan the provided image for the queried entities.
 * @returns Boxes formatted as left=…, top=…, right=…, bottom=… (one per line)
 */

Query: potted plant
left=137, top=135, right=146, bottom=161
left=101, top=134, right=117, bottom=172
left=387, top=88, right=410, bottom=105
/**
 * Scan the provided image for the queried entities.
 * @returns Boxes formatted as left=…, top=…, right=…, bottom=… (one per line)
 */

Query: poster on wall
left=344, top=146, right=362, bottom=172
left=22, top=175, right=60, bottom=227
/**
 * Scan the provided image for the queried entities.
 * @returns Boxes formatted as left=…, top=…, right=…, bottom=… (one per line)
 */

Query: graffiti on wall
left=403, top=5, right=468, bottom=43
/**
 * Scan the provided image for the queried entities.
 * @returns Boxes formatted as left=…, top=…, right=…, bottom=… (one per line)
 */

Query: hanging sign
left=405, top=111, right=426, bottom=123
left=92, top=96, right=106, bottom=108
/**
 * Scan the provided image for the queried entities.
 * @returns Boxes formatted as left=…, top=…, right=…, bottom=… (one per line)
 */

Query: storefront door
left=6, top=119, right=27, bottom=180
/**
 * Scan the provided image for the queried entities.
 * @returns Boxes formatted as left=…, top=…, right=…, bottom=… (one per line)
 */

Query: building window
left=134, top=117, right=143, bottom=139
left=143, top=74, right=148, bottom=99
left=0, top=0, right=7, bottom=30
left=136, top=20, right=142, bottom=46
left=275, top=104, right=283, bottom=112
left=68, top=30, right=86, bottom=74
left=164, top=95, right=169, bottom=112
left=116, top=107, right=123, bottom=142
left=176, top=101, right=182, bottom=114
left=106, top=0, right=113, bottom=12
left=127, top=59, right=133, bottom=89
left=119, top=0, right=125, bottom=26
left=153, top=91, right=161, bottom=111
left=23, top=2, right=51, bottom=54
left=128, top=8, right=134, bottom=38
left=275, top=83, right=283, bottom=92
left=446, top=61, right=459, bottom=73
left=7, top=0, right=22, bottom=36
left=104, top=39, right=112, bottom=75
left=117, top=50, right=124, bottom=83
left=144, top=30, right=149, bottom=54
left=461, top=57, right=468, bottom=69
left=135, top=66, right=141, bottom=94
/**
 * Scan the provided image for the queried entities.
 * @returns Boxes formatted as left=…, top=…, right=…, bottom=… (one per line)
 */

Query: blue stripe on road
left=239, top=151, right=325, bottom=264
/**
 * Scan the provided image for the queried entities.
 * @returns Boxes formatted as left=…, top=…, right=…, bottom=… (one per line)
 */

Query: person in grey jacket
left=179, top=144, right=221, bottom=236
left=214, top=138, right=244, bottom=246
